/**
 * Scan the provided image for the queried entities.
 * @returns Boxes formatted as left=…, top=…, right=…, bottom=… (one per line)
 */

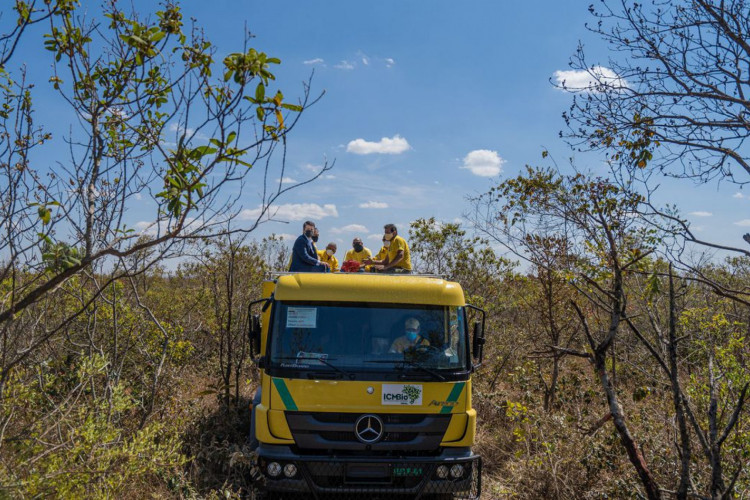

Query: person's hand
left=321, top=261, right=330, bottom=269
left=363, top=258, right=373, bottom=265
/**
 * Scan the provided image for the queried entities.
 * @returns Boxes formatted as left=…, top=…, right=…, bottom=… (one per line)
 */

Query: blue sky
left=12, top=1, right=750, bottom=256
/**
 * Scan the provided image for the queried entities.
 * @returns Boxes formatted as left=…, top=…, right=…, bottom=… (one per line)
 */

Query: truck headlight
left=436, top=465, right=449, bottom=479
left=283, top=463, right=298, bottom=478
left=267, top=462, right=282, bottom=477
left=450, top=464, right=464, bottom=478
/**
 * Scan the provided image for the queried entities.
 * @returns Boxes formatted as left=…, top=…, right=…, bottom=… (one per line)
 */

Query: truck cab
left=248, top=273, right=486, bottom=499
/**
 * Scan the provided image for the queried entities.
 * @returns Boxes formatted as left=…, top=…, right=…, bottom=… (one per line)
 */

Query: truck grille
left=285, top=412, right=451, bottom=451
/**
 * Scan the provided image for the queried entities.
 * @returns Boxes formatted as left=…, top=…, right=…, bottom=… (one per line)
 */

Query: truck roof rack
left=266, top=271, right=446, bottom=280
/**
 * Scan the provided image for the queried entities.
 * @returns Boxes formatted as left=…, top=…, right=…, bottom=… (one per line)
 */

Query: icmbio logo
left=381, top=384, right=423, bottom=405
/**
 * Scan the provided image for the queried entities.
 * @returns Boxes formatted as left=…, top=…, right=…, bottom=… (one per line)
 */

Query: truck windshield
left=268, top=302, right=468, bottom=378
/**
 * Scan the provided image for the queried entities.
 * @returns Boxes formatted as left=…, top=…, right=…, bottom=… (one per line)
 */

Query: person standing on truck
left=317, top=242, right=339, bottom=272
left=287, top=227, right=322, bottom=270
left=290, top=221, right=329, bottom=272
left=389, top=317, right=430, bottom=353
left=364, top=223, right=412, bottom=273
left=344, top=237, right=372, bottom=265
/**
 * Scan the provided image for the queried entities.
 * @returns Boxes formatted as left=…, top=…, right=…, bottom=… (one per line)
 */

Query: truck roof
left=270, top=273, right=466, bottom=306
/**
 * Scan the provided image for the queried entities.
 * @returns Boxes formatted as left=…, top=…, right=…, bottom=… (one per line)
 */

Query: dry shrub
left=178, top=372, right=258, bottom=497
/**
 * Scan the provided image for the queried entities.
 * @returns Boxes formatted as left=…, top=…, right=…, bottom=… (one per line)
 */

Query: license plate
left=345, top=464, right=390, bottom=484
left=392, top=466, right=424, bottom=477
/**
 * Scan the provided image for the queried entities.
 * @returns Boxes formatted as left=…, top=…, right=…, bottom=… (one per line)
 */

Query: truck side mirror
left=247, top=296, right=273, bottom=361
left=249, top=314, right=261, bottom=356
left=472, top=320, right=485, bottom=362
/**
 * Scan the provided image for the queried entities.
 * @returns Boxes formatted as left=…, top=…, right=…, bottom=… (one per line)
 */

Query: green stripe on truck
left=272, top=378, right=298, bottom=411
left=440, top=382, right=466, bottom=414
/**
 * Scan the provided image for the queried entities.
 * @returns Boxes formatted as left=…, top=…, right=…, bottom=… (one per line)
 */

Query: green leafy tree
left=472, top=166, right=664, bottom=498
left=561, top=0, right=750, bottom=185
left=0, top=1, right=64, bottom=68
left=408, top=217, right=513, bottom=302
left=0, top=2, right=325, bottom=495
left=0, top=0, right=325, bottom=333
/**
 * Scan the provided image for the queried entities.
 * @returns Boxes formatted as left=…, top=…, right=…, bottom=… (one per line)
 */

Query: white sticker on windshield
left=286, top=307, right=317, bottom=328
left=382, top=384, right=423, bottom=405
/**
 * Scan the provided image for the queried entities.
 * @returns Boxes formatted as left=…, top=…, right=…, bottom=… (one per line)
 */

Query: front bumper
left=255, top=444, right=481, bottom=499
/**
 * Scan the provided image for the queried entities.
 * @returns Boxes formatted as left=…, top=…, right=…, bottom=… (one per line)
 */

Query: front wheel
left=250, top=488, right=279, bottom=500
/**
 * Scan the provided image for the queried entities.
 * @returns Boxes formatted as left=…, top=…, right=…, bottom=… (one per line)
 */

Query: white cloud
left=169, top=122, right=194, bottom=135
left=334, top=60, right=355, bottom=70
left=331, top=223, right=368, bottom=234
left=385, top=58, right=395, bottom=68
left=167, top=122, right=208, bottom=141
left=461, top=149, right=505, bottom=177
left=362, top=56, right=369, bottom=65
left=733, top=219, right=750, bottom=227
left=359, top=201, right=389, bottom=209
left=105, top=106, right=129, bottom=119
left=277, top=177, right=297, bottom=184
left=733, top=192, right=746, bottom=199
left=367, top=233, right=383, bottom=241
left=689, top=211, right=713, bottom=217
left=134, top=192, right=143, bottom=200
left=301, top=163, right=322, bottom=172
left=347, top=135, right=411, bottom=155
left=133, top=218, right=203, bottom=236
left=303, top=58, right=324, bottom=65
left=300, top=164, right=335, bottom=178
left=134, top=220, right=157, bottom=236
left=276, top=233, right=296, bottom=241
left=553, top=66, right=628, bottom=93
left=240, top=203, right=338, bottom=221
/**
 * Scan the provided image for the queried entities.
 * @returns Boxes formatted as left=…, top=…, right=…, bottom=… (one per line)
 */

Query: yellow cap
left=405, top=318, right=420, bottom=329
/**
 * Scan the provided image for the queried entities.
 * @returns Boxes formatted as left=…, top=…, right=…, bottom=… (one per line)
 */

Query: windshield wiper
left=274, top=356, right=355, bottom=380
left=366, top=359, right=446, bottom=381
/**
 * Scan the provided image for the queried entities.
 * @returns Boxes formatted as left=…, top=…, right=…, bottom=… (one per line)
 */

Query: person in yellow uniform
left=364, top=223, right=412, bottom=274
left=317, top=242, right=339, bottom=273
left=374, top=236, right=389, bottom=261
left=364, top=236, right=389, bottom=272
left=344, top=237, right=372, bottom=265
left=389, top=318, right=429, bottom=353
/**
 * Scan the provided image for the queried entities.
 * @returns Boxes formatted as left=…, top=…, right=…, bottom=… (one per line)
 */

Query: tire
left=250, top=487, right=277, bottom=500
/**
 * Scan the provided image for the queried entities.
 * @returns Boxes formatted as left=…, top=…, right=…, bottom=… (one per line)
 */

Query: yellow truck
left=247, top=272, right=486, bottom=499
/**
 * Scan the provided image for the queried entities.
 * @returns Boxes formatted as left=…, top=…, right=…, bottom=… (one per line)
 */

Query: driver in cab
left=389, top=318, right=430, bottom=353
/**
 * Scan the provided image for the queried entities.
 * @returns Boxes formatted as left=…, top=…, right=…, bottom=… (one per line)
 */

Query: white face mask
left=326, top=249, right=334, bottom=256
left=384, top=232, right=394, bottom=241
left=383, top=241, right=391, bottom=248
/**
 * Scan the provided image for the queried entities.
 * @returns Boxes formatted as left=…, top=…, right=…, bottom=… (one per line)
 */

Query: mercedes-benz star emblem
left=354, top=414, right=384, bottom=444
